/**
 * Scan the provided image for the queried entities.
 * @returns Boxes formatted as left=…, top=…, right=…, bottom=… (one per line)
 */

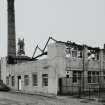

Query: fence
left=58, top=76, right=105, bottom=100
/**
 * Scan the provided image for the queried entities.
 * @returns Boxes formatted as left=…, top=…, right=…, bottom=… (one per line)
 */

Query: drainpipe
left=82, top=45, right=88, bottom=93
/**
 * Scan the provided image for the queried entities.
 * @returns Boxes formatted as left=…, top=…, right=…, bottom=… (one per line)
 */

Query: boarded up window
left=42, top=74, right=48, bottom=86
left=32, top=74, right=38, bottom=86
left=24, top=75, right=29, bottom=86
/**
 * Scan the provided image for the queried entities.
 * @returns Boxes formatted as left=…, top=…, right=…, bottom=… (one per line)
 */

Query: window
left=6, top=76, right=9, bottom=85
left=42, top=74, right=48, bottom=86
left=32, top=74, right=38, bottom=86
left=11, top=76, right=15, bottom=86
left=72, top=71, right=82, bottom=83
left=77, top=51, right=82, bottom=58
left=103, top=72, right=105, bottom=80
left=24, top=75, right=29, bottom=86
left=88, top=71, right=99, bottom=83
left=88, top=72, right=91, bottom=83
left=65, top=47, right=71, bottom=57
left=72, top=50, right=77, bottom=58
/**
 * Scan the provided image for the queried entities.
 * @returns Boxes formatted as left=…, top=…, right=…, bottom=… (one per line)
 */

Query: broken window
left=65, top=46, right=71, bottom=57
left=72, top=50, right=77, bottom=58
left=87, top=49, right=99, bottom=60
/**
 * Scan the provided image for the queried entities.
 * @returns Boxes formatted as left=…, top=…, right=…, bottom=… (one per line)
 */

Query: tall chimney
left=7, top=0, right=16, bottom=57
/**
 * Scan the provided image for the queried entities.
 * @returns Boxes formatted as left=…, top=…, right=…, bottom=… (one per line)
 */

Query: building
left=1, top=0, right=105, bottom=95
left=1, top=41, right=105, bottom=95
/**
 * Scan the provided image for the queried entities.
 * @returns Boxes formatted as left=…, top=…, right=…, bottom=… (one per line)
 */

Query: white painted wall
left=1, top=43, right=105, bottom=95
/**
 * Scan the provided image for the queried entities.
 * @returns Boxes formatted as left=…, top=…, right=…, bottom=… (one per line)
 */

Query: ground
left=0, top=91, right=104, bottom=105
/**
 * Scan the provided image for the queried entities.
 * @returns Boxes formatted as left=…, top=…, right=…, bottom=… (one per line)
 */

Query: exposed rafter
left=32, top=37, right=57, bottom=59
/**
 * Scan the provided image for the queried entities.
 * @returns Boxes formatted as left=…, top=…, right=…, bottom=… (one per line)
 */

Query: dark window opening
left=6, top=76, right=9, bottom=85
left=11, top=76, right=15, bottom=86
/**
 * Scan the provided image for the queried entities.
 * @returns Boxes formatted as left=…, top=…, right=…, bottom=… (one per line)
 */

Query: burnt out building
left=1, top=39, right=105, bottom=95
left=1, top=0, right=105, bottom=95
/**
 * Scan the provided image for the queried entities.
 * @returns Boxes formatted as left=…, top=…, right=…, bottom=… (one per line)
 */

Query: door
left=58, top=78, right=62, bottom=94
left=18, top=76, right=21, bottom=90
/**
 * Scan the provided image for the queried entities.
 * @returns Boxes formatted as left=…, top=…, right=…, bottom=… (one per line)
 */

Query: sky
left=0, top=0, right=105, bottom=58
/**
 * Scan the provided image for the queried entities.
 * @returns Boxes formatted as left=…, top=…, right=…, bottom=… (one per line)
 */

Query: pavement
left=0, top=91, right=104, bottom=105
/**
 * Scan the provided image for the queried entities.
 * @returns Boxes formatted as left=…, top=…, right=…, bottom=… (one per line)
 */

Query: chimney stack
left=7, top=0, right=16, bottom=57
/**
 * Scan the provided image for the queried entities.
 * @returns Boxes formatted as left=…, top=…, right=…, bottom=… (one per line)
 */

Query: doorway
left=58, top=78, right=62, bottom=94
left=18, top=76, right=21, bottom=90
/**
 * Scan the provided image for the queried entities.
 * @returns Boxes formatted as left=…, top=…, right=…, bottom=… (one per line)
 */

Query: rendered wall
left=1, top=43, right=105, bottom=95
left=4, top=59, right=58, bottom=95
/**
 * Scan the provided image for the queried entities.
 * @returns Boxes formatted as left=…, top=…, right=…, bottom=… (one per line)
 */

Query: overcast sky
left=0, top=0, right=105, bottom=58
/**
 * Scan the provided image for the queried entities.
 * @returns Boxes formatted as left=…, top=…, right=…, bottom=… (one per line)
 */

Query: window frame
left=72, top=50, right=77, bottom=58
left=88, top=71, right=99, bottom=83
left=72, top=71, right=82, bottom=83
left=32, top=73, right=38, bottom=86
left=11, top=76, right=15, bottom=87
left=6, top=76, right=9, bottom=85
left=24, top=75, right=29, bottom=86
left=42, top=74, right=48, bottom=87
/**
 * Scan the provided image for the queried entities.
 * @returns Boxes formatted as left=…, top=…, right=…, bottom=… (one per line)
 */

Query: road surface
left=0, top=91, right=103, bottom=105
